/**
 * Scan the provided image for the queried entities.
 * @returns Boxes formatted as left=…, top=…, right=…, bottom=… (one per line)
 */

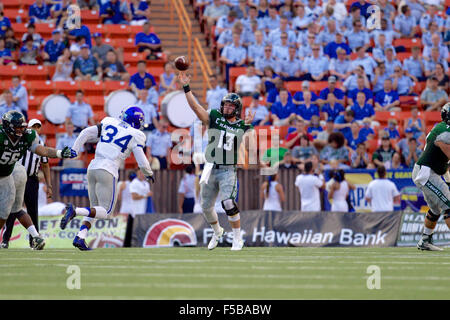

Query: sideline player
left=412, top=103, right=450, bottom=251
left=59, top=106, right=155, bottom=250
left=0, top=110, right=77, bottom=250
left=178, top=72, right=256, bottom=251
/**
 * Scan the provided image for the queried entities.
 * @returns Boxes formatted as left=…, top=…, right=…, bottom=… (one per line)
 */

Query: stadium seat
left=123, top=52, right=145, bottom=67
left=396, top=52, right=412, bottom=62
left=80, top=10, right=101, bottom=24
left=3, top=9, right=26, bottom=23
left=310, top=81, right=329, bottom=94
left=393, top=38, right=423, bottom=50
left=78, top=80, right=104, bottom=96
left=26, top=80, right=54, bottom=97
left=399, top=96, right=419, bottom=107
left=53, top=81, right=79, bottom=96
left=27, top=110, right=45, bottom=122
left=109, top=38, right=136, bottom=53
left=28, top=95, right=43, bottom=110
left=0, top=65, right=21, bottom=80
left=20, top=65, right=48, bottom=81
left=35, top=23, right=56, bottom=38
left=286, top=81, right=302, bottom=95
left=228, top=67, right=246, bottom=91
left=105, top=24, right=131, bottom=39
left=367, top=139, right=379, bottom=154
left=241, top=96, right=252, bottom=108
left=103, top=81, right=128, bottom=94
left=424, top=112, right=441, bottom=125
left=10, top=23, right=28, bottom=39
left=148, top=66, right=165, bottom=80
left=2, top=0, right=21, bottom=8
left=413, top=82, right=427, bottom=95
left=93, top=110, right=107, bottom=122
left=86, top=95, right=105, bottom=111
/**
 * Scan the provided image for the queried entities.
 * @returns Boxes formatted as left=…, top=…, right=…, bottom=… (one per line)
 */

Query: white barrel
left=161, top=90, right=198, bottom=128
left=105, top=89, right=137, bottom=119
left=41, top=94, right=71, bottom=124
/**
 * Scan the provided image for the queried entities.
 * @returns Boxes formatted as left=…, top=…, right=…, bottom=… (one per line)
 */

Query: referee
left=1, top=119, right=52, bottom=248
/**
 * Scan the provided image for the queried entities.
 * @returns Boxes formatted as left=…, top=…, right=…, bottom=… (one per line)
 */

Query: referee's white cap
left=28, top=119, right=42, bottom=128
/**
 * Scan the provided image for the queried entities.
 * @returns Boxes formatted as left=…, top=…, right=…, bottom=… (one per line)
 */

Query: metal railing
left=193, top=37, right=212, bottom=102
left=168, top=0, right=192, bottom=62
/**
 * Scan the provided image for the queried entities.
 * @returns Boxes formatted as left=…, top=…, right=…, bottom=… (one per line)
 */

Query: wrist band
left=56, top=150, right=62, bottom=159
left=183, top=84, right=191, bottom=93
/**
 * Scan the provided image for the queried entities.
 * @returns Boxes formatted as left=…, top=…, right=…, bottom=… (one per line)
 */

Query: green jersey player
left=412, top=103, right=450, bottom=251
left=0, top=111, right=76, bottom=250
left=178, top=72, right=256, bottom=251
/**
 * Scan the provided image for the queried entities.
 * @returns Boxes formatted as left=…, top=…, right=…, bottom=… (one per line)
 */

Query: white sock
left=77, top=227, right=89, bottom=239
left=423, top=227, right=434, bottom=235
left=27, top=226, right=39, bottom=238
left=211, top=223, right=221, bottom=235
left=75, top=207, right=91, bottom=217
left=232, top=228, right=241, bottom=241
left=93, top=206, right=108, bottom=219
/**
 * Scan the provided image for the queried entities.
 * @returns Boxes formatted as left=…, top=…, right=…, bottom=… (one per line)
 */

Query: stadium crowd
left=0, top=0, right=448, bottom=174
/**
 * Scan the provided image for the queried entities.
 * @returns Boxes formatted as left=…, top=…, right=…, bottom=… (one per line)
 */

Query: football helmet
left=2, top=110, right=27, bottom=138
left=220, top=93, right=242, bottom=119
left=120, top=106, right=145, bottom=130
left=441, top=102, right=450, bottom=125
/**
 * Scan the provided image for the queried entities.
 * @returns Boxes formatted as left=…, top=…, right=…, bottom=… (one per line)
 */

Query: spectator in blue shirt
left=19, top=35, right=39, bottom=65
left=383, top=47, right=402, bottom=77
left=384, top=119, right=400, bottom=140
left=270, top=88, right=297, bottom=126
left=100, top=0, right=130, bottom=24
left=350, top=92, right=374, bottom=121
left=267, top=77, right=293, bottom=107
left=374, top=78, right=400, bottom=111
left=135, top=21, right=162, bottom=58
left=323, top=32, right=351, bottom=59
left=29, top=0, right=51, bottom=23
left=129, top=0, right=151, bottom=26
left=73, top=44, right=102, bottom=81
left=334, top=109, right=356, bottom=142
left=0, top=37, right=14, bottom=66
left=206, top=74, right=228, bottom=111
left=347, top=75, right=373, bottom=105
left=329, top=48, right=353, bottom=80
left=391, top=67, right=415, bottom=96
left=345, top=20, right=369, bottom=52
left=43, top=29, right=65, bottom=64
left=65, top=90, right=95, bottom=132
left=247, top=30, right=266, bottom=63
left=302, top=44, right=329, bottom=81
left=394, top=5, right=417, bottom=38
left=321, top=92, right=345, bottom=122
left=350, top=0, right=371, bottom=19
left=371, top=61, right=390, bottom=94
left=0, top=90, right=21, bottom=118
left=306, top=114, right=323, bottom=138
left=359, top=118, right=375, bottom=139
left=347, top=122, right=367, bottom=150
left=129, top=60, right=156, bottom=93
left=0, top=11, right=11, bottom=37
left=261, top=66, right=279, bottom=94
left=403, top=46, right=426, bottom=82
left=255, top=44, right=277, bottom=76
left=68, top=25, right=92, bottom=48
left=351, top=46, right=377, bottom=80
left=292, top=81, right=319, bottom=104
left=220, top=32, right=247, bottom=86
left=342, top=65, right=370, bottom=92
left=296, top=91, right=320, bottom=121
left=317, top=75, right=345, bottom=106
left=276, top=45, right=304, bottom=81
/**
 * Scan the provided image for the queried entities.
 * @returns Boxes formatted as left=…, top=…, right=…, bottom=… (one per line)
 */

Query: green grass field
left=0, top=247, right=449, bottom=300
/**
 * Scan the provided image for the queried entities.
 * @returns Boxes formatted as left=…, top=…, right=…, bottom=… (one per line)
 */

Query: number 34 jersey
left=88, top=117, right=146, bottom=178
left=0, top=125, right=38, bottom=177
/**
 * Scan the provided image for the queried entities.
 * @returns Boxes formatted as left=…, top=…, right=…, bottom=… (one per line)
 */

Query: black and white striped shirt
left=21, top=137, right=48, bottom=177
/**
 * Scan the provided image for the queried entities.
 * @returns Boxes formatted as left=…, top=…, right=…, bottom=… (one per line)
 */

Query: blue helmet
left=120, top=106, right=145, bottom=130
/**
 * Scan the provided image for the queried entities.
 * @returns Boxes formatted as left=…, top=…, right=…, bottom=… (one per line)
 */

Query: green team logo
left=0, top=151, right=21, bottom=165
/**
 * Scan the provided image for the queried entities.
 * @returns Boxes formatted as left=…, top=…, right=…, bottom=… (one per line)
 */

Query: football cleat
left=417, top=234, right=443, bottom=251
left=231, top=239, right=244, bottom=251
left=31, top=236, right=45, bottom=250
left=0, top=242, right=8, bottom=249
left=60, top=203, right=76, bottom=230
left=73, top=236, right=92, bottom=251
left=207, top=227, right=224, bottom=250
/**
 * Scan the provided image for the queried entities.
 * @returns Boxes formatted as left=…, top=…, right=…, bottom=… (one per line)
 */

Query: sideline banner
left=397, top=211, right=450, bottom=246
left=132, top=211, right=403, bottom=248
left=1, top=214, right=128, bottom=248
left=326, top=169, right=426, bottom=212
left=59, top=168, right=89, bottom=197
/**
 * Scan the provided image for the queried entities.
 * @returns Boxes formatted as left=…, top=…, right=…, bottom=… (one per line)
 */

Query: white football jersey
left=88, top=117, right=146, bottom=179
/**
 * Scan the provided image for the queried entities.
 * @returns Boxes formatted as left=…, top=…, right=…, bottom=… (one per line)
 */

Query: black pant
left=123, top=215, right=134, bottom=247
left=2, top=175, right=39, bottom=246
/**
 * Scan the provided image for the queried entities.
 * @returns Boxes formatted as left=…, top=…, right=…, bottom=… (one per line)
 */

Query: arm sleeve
left=72, top=125, right=100, bottom=153
left=133, top=147, right=153, bottom=177
left=29, top=132, right=41, bottom=153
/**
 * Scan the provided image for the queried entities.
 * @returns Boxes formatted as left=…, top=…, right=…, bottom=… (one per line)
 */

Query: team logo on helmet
left=143, top=219, right=197, bottom=248
left=220, top=93, right=243, bottom=119
left=120, top=106, right=145, bottom=130
left=442, top=102, right=450, bottom=125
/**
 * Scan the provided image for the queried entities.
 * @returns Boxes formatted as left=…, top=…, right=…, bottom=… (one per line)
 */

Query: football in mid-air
left=174, top=56, right=189, bottom=71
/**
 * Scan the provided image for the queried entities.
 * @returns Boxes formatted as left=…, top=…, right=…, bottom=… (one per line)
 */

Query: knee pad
left=221, top=198, right=239, bottom=216
left=426, top=210, right=440, bottom=222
